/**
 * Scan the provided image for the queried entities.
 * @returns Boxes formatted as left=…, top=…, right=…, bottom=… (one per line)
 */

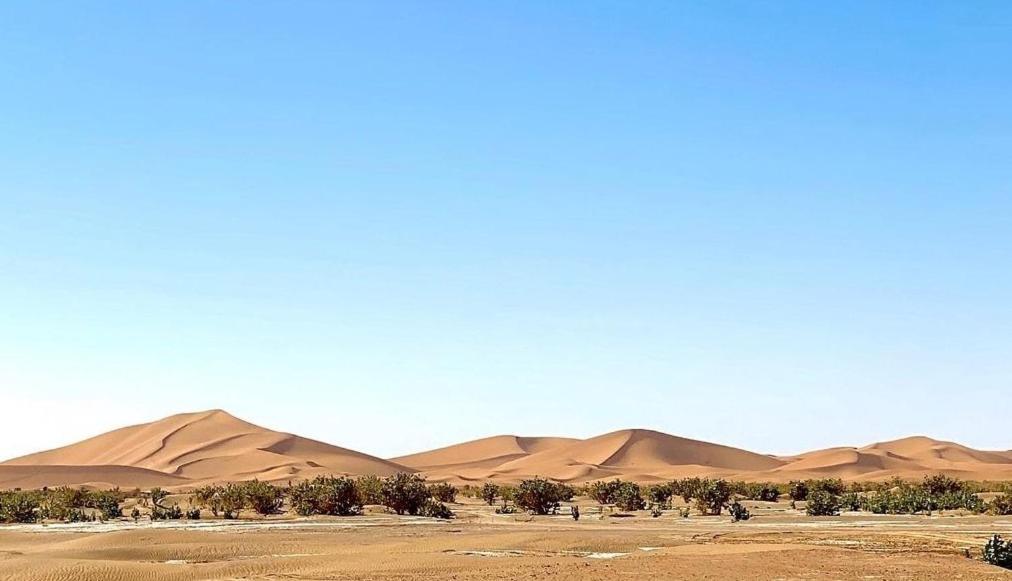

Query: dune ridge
left=2, top=410, right=1011, bottom=488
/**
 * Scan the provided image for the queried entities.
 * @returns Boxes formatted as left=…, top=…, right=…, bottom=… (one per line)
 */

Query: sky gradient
left=1, top=1, right=1010, bottom=460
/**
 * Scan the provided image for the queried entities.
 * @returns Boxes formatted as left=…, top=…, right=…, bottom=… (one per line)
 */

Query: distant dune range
left=2, top=410, right=1011, bottom=489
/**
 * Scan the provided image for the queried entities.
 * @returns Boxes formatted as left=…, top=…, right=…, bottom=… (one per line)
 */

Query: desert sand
left=3, top=409, right=1012, bottom=488
left=2, top=497, right=1011, bottom=580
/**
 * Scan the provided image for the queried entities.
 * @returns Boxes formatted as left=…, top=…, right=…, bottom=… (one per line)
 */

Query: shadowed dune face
left=2, top=410, right=1012, bottom=488
left=1, top=410, right=412, bottom=488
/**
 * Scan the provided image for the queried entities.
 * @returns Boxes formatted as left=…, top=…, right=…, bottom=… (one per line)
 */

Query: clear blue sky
left=1, top=1, right=1010, bottom=460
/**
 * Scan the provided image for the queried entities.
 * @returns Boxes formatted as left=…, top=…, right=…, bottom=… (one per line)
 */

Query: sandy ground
left=2, top=500, right=1012, bottom=580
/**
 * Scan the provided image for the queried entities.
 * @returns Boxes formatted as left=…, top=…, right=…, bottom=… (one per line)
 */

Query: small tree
left=480, top=482, right=499, bottom=506
left=290, top=476, right=362, bottom=516
left=788, top=480, right=809, bottom=502
left=419, top=498, right=454, bottom=519
left=728, top=500, right=750, bottom=522
left=805, top=490, right=841, bottom=516
left=382, top=473, right=430, bottom=515
left=355, top=475, right=384, bottom=505
left=588, top=480, right=623, bottom=505
left=0, top=491, right=40, bottom=523
left=613, top=482, right=646, bottom=512
left=694, top=479, right=732, bottom=516
left=647, top=482, right=673, bottom=508
left=989, top=495, right=1012, bottom=516
left=428, top=482, right=457, bottom=503
left=513, top=478, right=571, bottom=515
left=243, top=480, right=284, bottom=516
left=983, top=535, right=1012, bottom=569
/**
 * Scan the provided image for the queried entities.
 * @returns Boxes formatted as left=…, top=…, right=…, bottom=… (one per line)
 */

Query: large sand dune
left=1, top=410, right=410, bottom=488
left=2, top=410, right=1011, bottom=488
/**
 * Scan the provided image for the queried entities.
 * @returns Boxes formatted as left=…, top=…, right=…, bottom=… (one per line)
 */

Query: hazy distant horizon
left=2, top=2, right=1010, bottom=461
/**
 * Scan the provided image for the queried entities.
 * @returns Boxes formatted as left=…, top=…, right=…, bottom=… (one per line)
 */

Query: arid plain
left=2, top=410, right=1012, bottom=580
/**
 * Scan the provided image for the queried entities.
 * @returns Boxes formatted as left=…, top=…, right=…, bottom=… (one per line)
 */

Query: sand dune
left=767, top=436, right=1012, bottom=481
left=2, top=411, right=1011, bottom=488
left=1, top=410, right=410, bottom=487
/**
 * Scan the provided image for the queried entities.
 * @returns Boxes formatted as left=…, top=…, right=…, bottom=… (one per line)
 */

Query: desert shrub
left=742, top=482, right=779, bottom=502
left=480, top=482, right=499, bottom=506
left=67, top=508, right=92, bottom=522
left=728, top=500, right=750, bottom=522
left=289, top=476, right=362, bottom=516
left=149, top=487, right=169, bottom=509
left=808, top=478, right=845, bottom=496
left=647, top=482, right=673, bottom=508
left=90, top=490, right=123, bottom=519
left=0, top=491, right=40, bottom=523
left=355, top=475, right=384, bottom=505
left=427, top=482, right=457, bottom=503
left=219, top=483, right=246, bottom=519
left=495, top=504, right=517, bottom=514
left=243, top=480, right=284, bottom=516
left=840, top=492, right=861, bottom=512
left=936, top=490, right=984, bottom=513
left=650, top=505, right=662, bottom=518
left=694, top=479, right=732, bottom=516
left=788, top=480, right=809, bottom=502
left=153, top=504, right=183, bottom=520
left=419, top=498, right=454, bottom=519
left=513, top=478, right=571, bottom=515
left=588, top=480, right=623, bottom=505
left=678, top=506, right=691, bottom=518
left=805, top=490, right=841, bottom=516
left=613, top=482, right=646, bottom=512
left=382, top=473, right=431, bottom=515
left=131, top=507, right=141, bottom=521
left=988, top=495, right=1012, bottom=516
left=192, top=485, right=224, bottom=517
left=922, top=475, right=963, bottom=497
left=983, top=535, right=1012, bottom=569
left=673, top=477, right=704, bottom=503
left=185, top=507, right=201, bottom=519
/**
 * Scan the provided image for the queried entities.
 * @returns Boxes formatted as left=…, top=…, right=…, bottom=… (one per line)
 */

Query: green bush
left=587, top=480, right=623, bottom=505
left=647, top=482, right=673, bottom=507
left=613, top=482, right=646, bottom=512
left=808, top=478, right=845, bottom=496
left=90, top=490, right=123, bottom=519
left=243, top=480, right=285, bottom=516
left=427, top=482, right=458, bottom=503
left=219, top=483, right=246, bottom=519
left=513, top=478, right=571, bottom=515
left=989, top=495, right=1012, bottom=516
left=289, top=476, right=362, bottom=516
left=0, top=491, right=40, bottom=523
left=480, top=482, right=499, bottom=506
left=805, top=490, right=841, bottom=516
left=741, top=482, right=779, bottom=502
left=788, top=480, right=809, bottom=502
left=419, top=498, right=454, bottom=519
left=694, top=479, right=732, bottom=516
left=355, top=475, right=384, bottom=505
left=673, top=477, right=704, bottom=503
left=983, top=535, right=1012, bottom=569
left=382, top=473, right=431, bottom=515
left=728, top=500, right=750, bottom=522
left=840, top=492, right=861, bottom=512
